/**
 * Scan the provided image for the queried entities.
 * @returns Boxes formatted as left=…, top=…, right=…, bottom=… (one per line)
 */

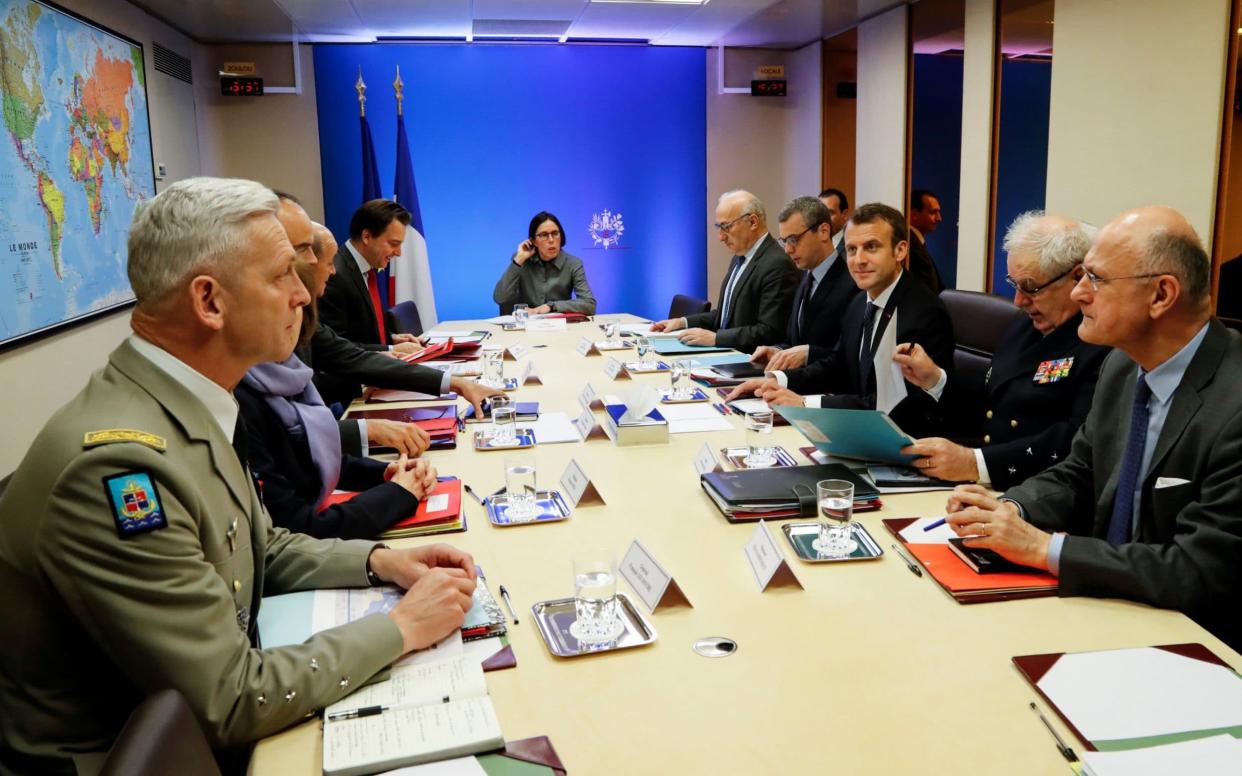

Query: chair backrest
left=668, top=294, right=711, bottom=319
left=388, top=300, right=423, bottom=336
left=939, top=289, right=1023, bottom=387
left=498, top=302, right=515, bottom=316
left=100, top=689, right=222, bottom=776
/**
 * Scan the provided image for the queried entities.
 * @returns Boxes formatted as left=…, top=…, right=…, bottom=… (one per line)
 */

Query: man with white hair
left=651, top=189, right=799, bottom=353
left=0, top=178, right=478, bottom=773
left=894, top=212, right=1110, bottom=489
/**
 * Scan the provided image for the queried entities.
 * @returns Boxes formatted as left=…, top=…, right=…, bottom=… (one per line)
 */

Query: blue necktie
left=1107, top=374, right=1152, bottom=545
left=858, top=302, right=879, bottom=393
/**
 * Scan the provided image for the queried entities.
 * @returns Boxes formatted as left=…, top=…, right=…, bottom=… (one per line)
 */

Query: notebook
left=322, top=655, right=505, bottom=776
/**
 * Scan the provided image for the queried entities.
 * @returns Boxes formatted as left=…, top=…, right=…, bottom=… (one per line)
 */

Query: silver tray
left=530, top=592, right=657, bottom=657
left=660, top=387, right=710, bottom=404
left=624, top=360, right=670, bottom=373
left=781, top=521, right=885, bottom=563
left=472, top=428, right=536, bottom=450
left=721, top=445, right=797, bottom=469
left=486, top=490, right=571, bottom=526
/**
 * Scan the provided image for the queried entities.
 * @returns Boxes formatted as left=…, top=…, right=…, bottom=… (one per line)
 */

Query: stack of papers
left=524, top=412, right=582, bottom=444
left=1082, top=735, right=1242, bottom=776
left=655, top=403, right=732, bottom=434
left=424, top=330, right=490, bottom=344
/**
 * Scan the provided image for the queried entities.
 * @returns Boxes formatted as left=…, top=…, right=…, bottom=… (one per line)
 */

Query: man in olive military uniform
left=894, top=212, right=1109, bottom=489
left=0, top=178, right=477, bottom=775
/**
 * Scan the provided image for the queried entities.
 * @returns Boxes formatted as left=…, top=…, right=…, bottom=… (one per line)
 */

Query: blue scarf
left=242, top=356, right=342, bottom=506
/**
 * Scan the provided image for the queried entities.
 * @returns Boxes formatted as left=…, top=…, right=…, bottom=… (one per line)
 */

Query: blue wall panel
left=313, top=44, right=707, bottom=322
left=911, top=54, right=964, bottom=289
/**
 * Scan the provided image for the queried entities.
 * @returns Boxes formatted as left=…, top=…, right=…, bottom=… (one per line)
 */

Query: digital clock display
left=221, top=76, right=264, bottom=96
left=750, top=79, right=787, bottom=97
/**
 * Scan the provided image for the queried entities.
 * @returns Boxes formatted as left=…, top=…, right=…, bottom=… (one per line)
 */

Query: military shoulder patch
left=84, top=429, right=167, bottom=452
left=103, top=471, right=169, bottom=538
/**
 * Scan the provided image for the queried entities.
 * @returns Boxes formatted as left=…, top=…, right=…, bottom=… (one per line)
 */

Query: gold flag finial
left=394, top=65, right=404, bottom=117
left=355, top=66, right=367, bottom=117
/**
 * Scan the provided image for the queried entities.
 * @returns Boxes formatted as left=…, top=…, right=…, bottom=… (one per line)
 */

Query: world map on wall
left=0, top=0, right=154, bottom=348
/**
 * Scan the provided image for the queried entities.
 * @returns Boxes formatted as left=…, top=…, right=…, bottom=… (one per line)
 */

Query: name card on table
left=620, top=540, right=692, bottom=612
left=693, top=442, right=723, bottom=476
left=603, top=356, right=631, bottom=381
left=559, top=458, right=605, bottom=507
left=573, top=406, right=608, bottom=441
left=576, top=337, right=601, bottom=356
left=527, top=317, right=566, bottom=333
left=520, top=360, right=543, bottom=385
left=505, top=343, right=530, bottom=361
left=578, top=383, right=605, bottom=411
left=744, top=520, right=802, bottom=592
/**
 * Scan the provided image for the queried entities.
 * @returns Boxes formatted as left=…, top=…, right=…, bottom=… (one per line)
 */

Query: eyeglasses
left=534, top=230, right=561, bottom=241
left=1004, top=266, right=1075, bottom=296
left=713, top=214, right=752, bottom=232
left=1082, top=269, right=1166, bottom=292
left=777, top=223, right=824, bottom=249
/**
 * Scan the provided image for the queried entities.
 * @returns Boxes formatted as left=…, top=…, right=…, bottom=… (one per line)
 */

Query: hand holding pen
left=891, top=342, right=943, bottom=390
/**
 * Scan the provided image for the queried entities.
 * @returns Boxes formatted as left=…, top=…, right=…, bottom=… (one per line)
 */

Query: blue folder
left=776, top=406, right=917, bottom=464
left=648, top=336, right=733, bottom=355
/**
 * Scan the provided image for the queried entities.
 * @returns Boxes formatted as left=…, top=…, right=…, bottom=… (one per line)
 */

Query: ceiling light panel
left=348, top=0, right=471, bottom=38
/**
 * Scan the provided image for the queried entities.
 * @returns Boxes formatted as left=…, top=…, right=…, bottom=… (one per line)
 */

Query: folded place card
left=578, top=383, right=605, bottom=411
left=558, top=458, right=605, bottom=507
left=527, top=318, right=566, bottom=332
left=694, top=441, right=723, bottom=476
left=576, top=336, right=601, bottom=356
left=573, top=406, right=608, bottom=441
left=604, top=356, right=632, bottom=380
left=506, top=343, right=530, bottom=361
left=744, top=520, right=803, bottom=592
left=620, top=539, right=692, bottom=612
left=520, top=360, right=543, bottom=385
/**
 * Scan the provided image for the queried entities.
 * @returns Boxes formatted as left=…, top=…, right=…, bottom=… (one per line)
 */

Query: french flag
left=390, top=110, right=438, bottom=331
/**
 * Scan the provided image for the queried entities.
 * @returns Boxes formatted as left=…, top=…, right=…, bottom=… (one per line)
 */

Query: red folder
left=396, top=338, right=481, bottom=364
left=539, top=312, right=590, bottom=323
left=321, top=478, right=463, bottom=533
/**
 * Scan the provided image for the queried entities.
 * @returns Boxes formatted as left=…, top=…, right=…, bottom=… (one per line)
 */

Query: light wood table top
left=250, top=314, right=1240, bottom=776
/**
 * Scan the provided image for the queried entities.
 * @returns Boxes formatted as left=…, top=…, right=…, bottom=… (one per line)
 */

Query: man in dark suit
left=728, top=203, right=956, bottom=439
left=651, top=190, right=799, bottom=353
left=947, top=206, right=1242, bottom=652
left=319, top=199, right=423, bottom=353
left=749, top=196, right=858, bottom=373
left=908, top=188, right=945, bottom=293
left=895, top=213, right=1110, bottom=490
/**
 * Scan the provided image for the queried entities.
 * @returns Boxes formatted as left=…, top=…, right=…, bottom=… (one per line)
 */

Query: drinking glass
left=745, top=410, right=776, bottom=467
left=482, top=349, right=505, bottom=388
left=602, top=322, right=618, bottom=342
left=570, top=549, right=623, bottom=644
left=513, top=303, right=530, bottom=328
left=635, top=336, right=651, bottom=366
left=669, top=359, right=692, bottom=400
left=504, top=453, right=539, bottom=521
left=814, top=479, right=857, bottom=558
left=492, top=405, right=517, bottom=445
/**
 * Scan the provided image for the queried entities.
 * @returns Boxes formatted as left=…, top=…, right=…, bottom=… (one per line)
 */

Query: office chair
left=389, top=300, right=424, bottom=336
left=100, top=689, right=221, bottom=776
left=939, top=289, right=1023, bottom=388
left=668, top=294, right=711, bottom=319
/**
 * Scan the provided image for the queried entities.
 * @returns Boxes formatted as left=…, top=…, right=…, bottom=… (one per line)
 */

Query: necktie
left=718, top=256, right=744, bottom=329
left=232, top=415, right=250, bottom=471
left=1107, top=374, right=1152, bottom=545
left=791, top=271, right=813, bottom=343
left=858, top=302, right=879, bottom=392
left=366, top=269, right=389, bottom=345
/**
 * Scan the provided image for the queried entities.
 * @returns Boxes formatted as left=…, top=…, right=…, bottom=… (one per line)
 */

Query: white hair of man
left=1002, top=210, right=1097, bottom=278
left=719, top=189, right=766, bottom=223
left=127, top=177, right=280, bottom=304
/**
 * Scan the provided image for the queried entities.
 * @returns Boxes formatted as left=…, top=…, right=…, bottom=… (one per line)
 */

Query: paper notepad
left=322, top=655, right=504, bottom=776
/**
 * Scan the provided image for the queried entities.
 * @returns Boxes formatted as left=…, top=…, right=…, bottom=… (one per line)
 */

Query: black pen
left=463, top=483, right=485, bottom=505
left=328, top=698, right=453, bottom=722
left=1029, top=702, right=1077, bottom=762
left=498, top=585, right=519, bottom=625
left=889, top=543, right=923, bottom=577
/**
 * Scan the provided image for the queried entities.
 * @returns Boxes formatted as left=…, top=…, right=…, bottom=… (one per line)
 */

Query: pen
left=711, top=403, right=727, bottom=416
left=327, top=698, right=454, bottom=722
left=923, top=517, right=947, bottom=531
left=498, top=585, right=519, bottom=625
left=1029, top=702, right=1077, bottom=762
left=463, top=483, right=485, bottom=505
left=889, top=543, right=923, bottom=577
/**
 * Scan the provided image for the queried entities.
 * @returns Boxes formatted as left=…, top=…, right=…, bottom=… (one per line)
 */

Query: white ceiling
left=128, top=0, right=912, bottom=49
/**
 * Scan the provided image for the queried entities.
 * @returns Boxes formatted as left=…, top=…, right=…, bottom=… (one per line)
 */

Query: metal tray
left=661, top=387, right=710, bottom=404
left=721, top=445, right=797, bottom=469
left=486, top=490, right=571, bottom=526
left=781, top=521, right=885, bottom=563
left=531, top=592, right=657, bottom=657
left=500, top=377, right=520, bottom=391
left=595, top=340, right=633, bottom=351
left=624, top=360, right=670, bottom=373
left=472, top=428, right=536, bottom=450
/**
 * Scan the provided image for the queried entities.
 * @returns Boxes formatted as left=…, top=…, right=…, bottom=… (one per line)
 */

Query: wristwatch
left=365, top=543, right=390, bottom=586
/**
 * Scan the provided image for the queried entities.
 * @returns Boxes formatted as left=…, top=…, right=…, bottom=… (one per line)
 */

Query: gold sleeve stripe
left=83, top=429, right=168, bottom=451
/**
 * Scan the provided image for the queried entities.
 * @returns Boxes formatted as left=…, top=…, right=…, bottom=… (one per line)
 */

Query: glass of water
left=513, top=303, right=530, bottom=328
left=570, top=549, right=623, bottom=644
left=602, top=322, right=617, bottom=342
left=745, top=409, right=776, bottom=467
left=669, top=359, right=691, bottom=400
left=492, top=404, right=517, bottom=446
left=814, top=479, right=857, bottom=558
left=482, top=349, right=505, bottom=388
left=634, top=336, right=650, bottom=367
left=504, top=453, right=539, bottom=521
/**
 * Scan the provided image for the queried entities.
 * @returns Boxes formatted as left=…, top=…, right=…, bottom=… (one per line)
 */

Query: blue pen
left=923, top=517, right=947, bottom=532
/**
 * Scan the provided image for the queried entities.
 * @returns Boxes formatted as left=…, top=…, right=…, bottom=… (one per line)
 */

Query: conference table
left=250, top=313, right=1241, bottom=776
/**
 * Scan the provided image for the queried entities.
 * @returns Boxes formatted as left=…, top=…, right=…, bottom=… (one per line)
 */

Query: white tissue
left=618, top=384, right=660, bottom=423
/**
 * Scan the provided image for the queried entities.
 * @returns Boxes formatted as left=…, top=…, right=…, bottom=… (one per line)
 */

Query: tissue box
left=602, top=403, right=669, bottom=446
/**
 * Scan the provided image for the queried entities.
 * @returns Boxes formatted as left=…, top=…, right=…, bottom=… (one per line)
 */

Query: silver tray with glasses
left=472, top=428, right=536, bottom=451
left=781, top=521, right=885, bottom=563
left=486, top=489, right=571, bottom=526
left=660, top=387, right=709, bottom=404
left=530, top=592, right=657, bottom=658
left=624, top=360, right=670, bottom=373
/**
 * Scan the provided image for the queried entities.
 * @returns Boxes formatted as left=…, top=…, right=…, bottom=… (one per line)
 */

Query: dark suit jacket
left=1006, top=320, right=1242, bottom=652
left=942, top=313, right=1109, bottom=489
left=908, top=231, right=944, bottom=294
left=785, top=271, right=955, bottom=438
left=684, top=234, right=799, bottom=353
left=236, top=383, right=419, bottom=540
left=319, top=247, right=391, bottom=350
left=301, top=323, right=444, bottom=411
left=781, top=243, right=858, bottom=364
